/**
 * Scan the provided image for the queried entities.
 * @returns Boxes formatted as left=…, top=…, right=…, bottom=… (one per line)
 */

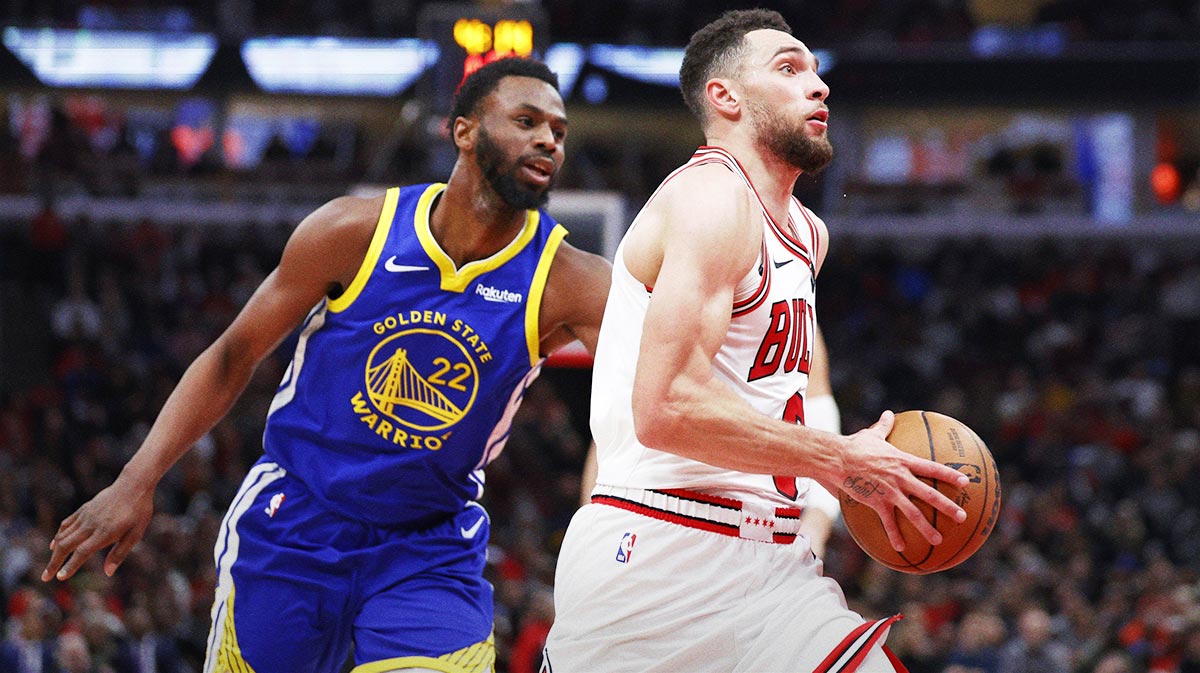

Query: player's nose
left=809, top=74, right=830, bottom=101
left=533, top=121, right=558, bottom=150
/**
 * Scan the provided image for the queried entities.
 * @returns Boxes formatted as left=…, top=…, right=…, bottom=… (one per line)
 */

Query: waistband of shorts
left=590, top=484, right=804, bottom=545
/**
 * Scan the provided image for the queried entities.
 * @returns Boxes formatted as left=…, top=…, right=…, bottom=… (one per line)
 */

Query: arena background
left=1, top=1, right=1199, bottom=672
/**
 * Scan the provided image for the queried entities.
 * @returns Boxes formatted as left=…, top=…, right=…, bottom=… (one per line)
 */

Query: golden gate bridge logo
left=364, top=328, right=479, bottom=431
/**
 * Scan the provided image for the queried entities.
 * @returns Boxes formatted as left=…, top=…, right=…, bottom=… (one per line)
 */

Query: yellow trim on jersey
left=414, top=183, right=541, bottom=294
left=329, top=186, right=400, bottom=313
left=214, top=585, right=258, bottom=673
left=351, top=634, right=495, bottom=673
left=525, top=224, right=568, bottom=366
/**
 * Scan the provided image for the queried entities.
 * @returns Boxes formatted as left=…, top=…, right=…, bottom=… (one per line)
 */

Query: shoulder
left=637, top=162, right=759, bottom=250
left=280, top=191, right=392, bottom=289
left=653, top=161, right=756, bottom=226
left=296, top=192, right=389, bottom=241
left=619, top=161, right=761, bottom=288
left=652, top=162, right=761, bottom=266
left=285, top=191, right=393, bottom=259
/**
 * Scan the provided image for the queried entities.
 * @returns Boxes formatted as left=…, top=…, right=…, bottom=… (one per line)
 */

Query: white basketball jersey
left=591, top=146, right=823, bottom=507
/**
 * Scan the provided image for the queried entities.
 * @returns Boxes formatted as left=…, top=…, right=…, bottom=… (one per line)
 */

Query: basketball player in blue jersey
left=41, top=57, right=611, bottom=673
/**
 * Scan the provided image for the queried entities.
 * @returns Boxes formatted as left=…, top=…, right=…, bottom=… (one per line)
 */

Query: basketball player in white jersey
left=543, top=10, right=969, bottom=673
left=578, top=322, right=843, bottom=557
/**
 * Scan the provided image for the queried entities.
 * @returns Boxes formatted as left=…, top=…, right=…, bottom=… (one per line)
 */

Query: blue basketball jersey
left=263, top=183, right=568, bottom=527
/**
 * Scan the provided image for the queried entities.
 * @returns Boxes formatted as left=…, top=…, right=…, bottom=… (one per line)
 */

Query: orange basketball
left=839, top=410, right=1001, bottom=574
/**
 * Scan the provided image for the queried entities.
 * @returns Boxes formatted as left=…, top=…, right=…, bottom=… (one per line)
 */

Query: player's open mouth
left=807, top=109, right=828, bottom=130
left=520, top=159, right=555, bottom=187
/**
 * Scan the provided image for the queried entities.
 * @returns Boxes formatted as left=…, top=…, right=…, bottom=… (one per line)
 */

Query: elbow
left=208, top=333, right=260, bottom=387
left=631, top=385, right=686, bottom=451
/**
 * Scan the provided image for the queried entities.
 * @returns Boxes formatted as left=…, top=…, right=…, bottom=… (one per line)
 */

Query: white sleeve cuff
left=803, top=394, right=842, bottom=519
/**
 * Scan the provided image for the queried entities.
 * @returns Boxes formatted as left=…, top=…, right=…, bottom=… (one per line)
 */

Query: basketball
left=838, top=410, right=1001, bottom=574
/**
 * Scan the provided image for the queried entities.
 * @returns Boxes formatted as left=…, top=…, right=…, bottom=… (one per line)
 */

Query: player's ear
left=452, top=115, right=478, bottom=152
left=705, top=78, right=740, bottom=121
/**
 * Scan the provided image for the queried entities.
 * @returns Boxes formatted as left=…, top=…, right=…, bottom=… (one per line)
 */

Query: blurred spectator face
left=1018, top=607, right=1053, bottom=647
left=529, top=587, right=554, bottom=623
left=77, top=589, right=104, bottom=612
left=125, top=604, right=153, bottom=639
left=81, top=615, right=109, bottom=650
left=496, top=575, right=527, bottom=611
left=957, top=610, right=1005, bottom=652
left=56, top=632, right=92, bottom=673
left=18, top=594, right=51, bottom=641
left=1093, top=650, right=1133, bottom=673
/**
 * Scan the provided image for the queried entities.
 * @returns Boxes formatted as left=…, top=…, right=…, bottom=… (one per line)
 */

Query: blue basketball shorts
left=202, top=460, right=495, bottom=673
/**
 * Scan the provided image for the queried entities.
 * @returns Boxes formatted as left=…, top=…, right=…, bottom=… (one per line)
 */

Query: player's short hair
left=679, top=9, right=792, bottom=124
left=447, top=57, right=559, bottom=134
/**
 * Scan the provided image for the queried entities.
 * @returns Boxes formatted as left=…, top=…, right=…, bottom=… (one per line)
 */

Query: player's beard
left=748, top=99, right=833, bottom=174
left=475, top=126, right=555, bottom=210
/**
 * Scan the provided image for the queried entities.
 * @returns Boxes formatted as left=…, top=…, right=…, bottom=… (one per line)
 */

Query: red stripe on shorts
left=591, top=495, right=741, bottom=537
left=653, top=488, right=742, bottom=510
left=883, top=646, right=910, bottom=673
left=813, top=614, right=903, bottom=673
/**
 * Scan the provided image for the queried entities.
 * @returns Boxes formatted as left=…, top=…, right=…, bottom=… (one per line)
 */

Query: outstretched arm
left=43, top=194, right=384, bottom=581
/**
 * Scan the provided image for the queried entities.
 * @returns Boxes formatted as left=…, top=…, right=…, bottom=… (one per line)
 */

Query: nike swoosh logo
left=384, top=256, right=430, bottom=273
left=460, top=516, right=486, bottom=539
left=773, top=259, right=793, bottom=268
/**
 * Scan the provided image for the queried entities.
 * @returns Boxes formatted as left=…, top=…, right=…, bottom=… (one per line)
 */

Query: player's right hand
left=838, top=410, right=968, bottom=552
left=42, top=477, right=155, bottom=582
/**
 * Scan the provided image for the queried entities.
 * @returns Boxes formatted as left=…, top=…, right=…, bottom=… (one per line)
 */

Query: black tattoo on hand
left=843, top=476, right=880, bottom=498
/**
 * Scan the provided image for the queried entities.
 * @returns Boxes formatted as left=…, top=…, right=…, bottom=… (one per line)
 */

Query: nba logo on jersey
left=264, top=492, right=286, bottom=518
left=615, top=532, right=637, bottom=564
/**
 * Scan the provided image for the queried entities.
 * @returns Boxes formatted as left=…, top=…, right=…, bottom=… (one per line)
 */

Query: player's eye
left=516, top=116, right=534, bottom=127
left=780, top=64, right=796, bottom=74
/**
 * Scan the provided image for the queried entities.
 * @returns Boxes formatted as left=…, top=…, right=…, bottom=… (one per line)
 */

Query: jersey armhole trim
left=328, top=186, right=400, bottom=313
left=525, top=223, right=569, bottom=367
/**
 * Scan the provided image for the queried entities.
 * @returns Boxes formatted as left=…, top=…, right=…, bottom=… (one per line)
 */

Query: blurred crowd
left=817, top=236, right=1200, bottom=673
left=1, top=3, right=1198, bottom=673
left=5, top=0, right=1200, bottom=45
left=4, top=1, right=1199, bottom=217
left=0, top=100, right=364, bottom=202
left=0, top=90, right=687, bottom=210
left=2, top=203, right=1199, bottom=672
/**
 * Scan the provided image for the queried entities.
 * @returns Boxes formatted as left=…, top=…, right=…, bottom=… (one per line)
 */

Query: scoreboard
left=418, top=2, right=549, bottom=115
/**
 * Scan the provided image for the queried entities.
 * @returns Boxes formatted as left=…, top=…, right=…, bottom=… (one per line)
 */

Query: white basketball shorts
left=542, top=487, right=906, bottom=673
